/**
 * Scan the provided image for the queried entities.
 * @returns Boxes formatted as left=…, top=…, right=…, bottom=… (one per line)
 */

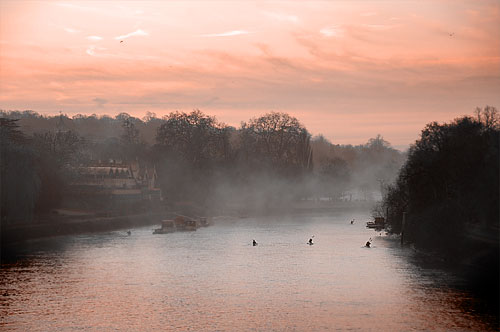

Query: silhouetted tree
left=155, top=110, right=229, bottom=208
left=1, top=119, right=39, bottom=223
left=1, top=109, right=409, bottom=216
left=241, top=112, right=312, bottom=175
left=318, top=157, right=351, bottom=200
left=310, top=134, right=404, bottom=201
left=380, top=107, right=499, bottom=286
left=156, top=110, right=226, bottom=167
left=32, top=130, right=84, bottom=213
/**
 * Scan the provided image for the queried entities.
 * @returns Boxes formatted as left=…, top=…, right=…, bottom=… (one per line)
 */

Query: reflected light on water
left=1, top=212, right=497, bottom=331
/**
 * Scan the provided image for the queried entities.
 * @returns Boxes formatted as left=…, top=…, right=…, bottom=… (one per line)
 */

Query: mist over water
left=1, top=210, right=496, bottom=331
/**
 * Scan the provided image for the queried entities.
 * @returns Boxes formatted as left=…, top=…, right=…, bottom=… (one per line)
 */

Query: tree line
left=377, top=106, right=499, bottom=299
left=1, top=109, right=403, bottom=223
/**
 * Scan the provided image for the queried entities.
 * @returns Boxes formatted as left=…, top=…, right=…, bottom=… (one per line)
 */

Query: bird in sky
left=120, top=40, right=124, bottom=43
left=449, top=32, right=454, bottom=37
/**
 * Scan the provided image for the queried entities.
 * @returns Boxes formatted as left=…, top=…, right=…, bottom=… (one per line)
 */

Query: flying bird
left=120, top=40, right=124, bottom=43
left=449, top=32, right=454, bottom=37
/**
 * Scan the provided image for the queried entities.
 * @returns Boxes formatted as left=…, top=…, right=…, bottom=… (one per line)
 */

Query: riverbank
left=1, top=212, right=167, bottom=246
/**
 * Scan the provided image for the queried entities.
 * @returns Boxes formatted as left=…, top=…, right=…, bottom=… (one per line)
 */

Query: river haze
left=1, top=210, right=497, bottom=331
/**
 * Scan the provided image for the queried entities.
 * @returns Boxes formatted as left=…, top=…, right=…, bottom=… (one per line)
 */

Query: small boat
left=366, top=217, right=385, bottom=229
left=174, top=216, right=197, bottom=231
left=153, top=220, right=176, bottom=234
left=184, top=219, right=197, bottom=231
left=199, top=217, right=210, bottom=227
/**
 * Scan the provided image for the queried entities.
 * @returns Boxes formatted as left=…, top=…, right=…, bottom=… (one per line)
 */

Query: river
left=1, top=210, right=497, bottom=331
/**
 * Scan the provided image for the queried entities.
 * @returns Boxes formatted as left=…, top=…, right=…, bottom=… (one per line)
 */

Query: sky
left=1, top=1, right=499, bottom=149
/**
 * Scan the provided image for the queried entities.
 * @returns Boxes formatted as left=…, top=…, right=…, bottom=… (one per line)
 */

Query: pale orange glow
left=1, top=0, right=499, bottom=149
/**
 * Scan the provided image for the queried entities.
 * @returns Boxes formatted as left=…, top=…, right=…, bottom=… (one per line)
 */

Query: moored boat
left=153, top=220, right=176, bottom=234
left=174, top=216, right=198, bottom=231
left=366, top=217, right=385, bottom=229
left=199, top=217, right=210, bottom=227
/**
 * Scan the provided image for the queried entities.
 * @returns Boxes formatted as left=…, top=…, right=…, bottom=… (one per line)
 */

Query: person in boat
left=365, top=239, right=371, bottom=247
left=350, top=219, right=355, bottom=224
left=253, top=240, right=258, bottom=246
left=308, top=238, right=314, bottom=245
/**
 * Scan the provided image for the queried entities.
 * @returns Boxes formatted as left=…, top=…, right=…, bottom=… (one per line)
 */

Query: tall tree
left=156, top=110, right=226, bottom=167
left=1, top=119, right=40, bottom=223
left=155, top=110, right=228, bottom=208
left=381, top=108, right=499, bottom=260
left=241, top=112, right=312, bottom=175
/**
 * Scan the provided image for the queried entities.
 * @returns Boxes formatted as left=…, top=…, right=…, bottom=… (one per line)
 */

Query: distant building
left=66, top=159, right=162, bottom=213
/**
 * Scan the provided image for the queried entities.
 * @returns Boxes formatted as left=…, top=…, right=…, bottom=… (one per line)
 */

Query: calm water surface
left=1, top=210, right=497, bottom=331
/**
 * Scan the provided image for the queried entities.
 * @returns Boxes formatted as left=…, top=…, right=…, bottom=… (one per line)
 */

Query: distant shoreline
left=1, top=201, right=376, bottom=247
left=1, top=212, right=165, bottom=247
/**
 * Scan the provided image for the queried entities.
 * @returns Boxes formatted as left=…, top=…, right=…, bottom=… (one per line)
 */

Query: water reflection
left=1, top=212, right=498, bottom=331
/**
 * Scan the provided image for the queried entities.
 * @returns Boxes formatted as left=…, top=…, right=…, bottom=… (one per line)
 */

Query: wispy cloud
left=93, top=97, right=108, bottom=107
left=57, top=3, right=100, bottom=12
left=86, top=46, right=97, bottom=56
left=362, top=24, right=396, bottom=31
left=114, top=29, right=149, bottom=40
left=264, top=11, right=299, bottom=23
left=64, top=27, right=81, bottom=34
left=86, top=45, right=107, bottom=56
left=87, top=36, right=103, bottom=41
left=58, top=2, right=145, bottom=20
left=320, top=26, right=344, bottom=38
left=200, top=30, right=253, bottom=37
left=83, top=45, right=159, bottom=60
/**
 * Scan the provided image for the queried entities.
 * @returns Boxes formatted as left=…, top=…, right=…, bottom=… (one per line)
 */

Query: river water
left=1, top=210, right=497, bottom=331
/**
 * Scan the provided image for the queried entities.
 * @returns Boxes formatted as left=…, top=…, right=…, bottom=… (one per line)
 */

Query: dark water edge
left=0, top=212, right=165, bottom=247
left=390, top=238, right=500, bottom=330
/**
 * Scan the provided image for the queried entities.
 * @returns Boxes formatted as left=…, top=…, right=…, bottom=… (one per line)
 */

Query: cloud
left=87, top=36, right=103, bottom=41
left=361, top=24, right=396, bottom=31
left=93, top=97, right=108, bottom=107
left=86, top=46, right=96, bottom=56
left=264, top=11, right=299, bottom=23
left=3, top=47, right=499, bottom=148
left=114, top=29, right=149, bottom=40
left=83, top=44, right=159, bottom=60
left=85, top=45, right=107, bottom=56
left=320, top=26, right=344, bottom=38
left=64, top=27, right=81, bottom=33
left=57, top=3, right=100, bottom=13
left=200, top=30, right=253, bottom=37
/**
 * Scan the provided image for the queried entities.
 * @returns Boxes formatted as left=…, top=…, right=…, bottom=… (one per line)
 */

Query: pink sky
left=1, top=1, right=499, bottom=149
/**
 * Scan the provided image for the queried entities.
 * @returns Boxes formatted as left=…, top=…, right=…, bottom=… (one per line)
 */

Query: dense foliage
left=0, top=119, right=39, bottom=223
left=0, top=118, right=86, bottom=222
left=379, top=106, right=499, bottom=296
left=1, top=109, right=404, bottom=222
